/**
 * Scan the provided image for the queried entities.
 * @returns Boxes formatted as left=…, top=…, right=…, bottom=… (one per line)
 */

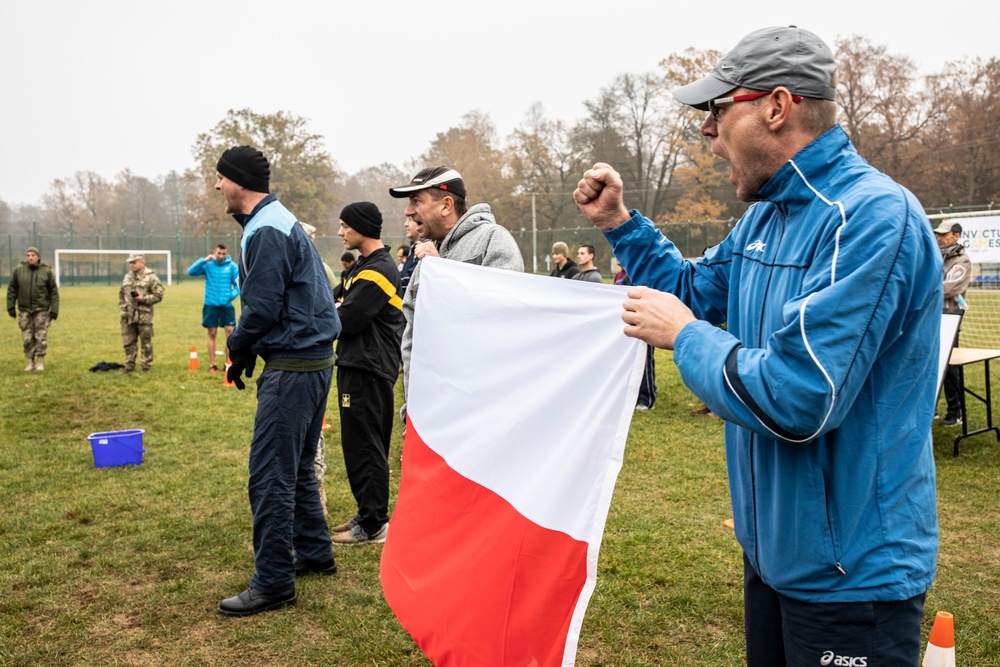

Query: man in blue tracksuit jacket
left=213, top=145, right=342, bottom=617
left=186, top=244, right=239, bottom=372
left=575, top=27, right=940, bottom=667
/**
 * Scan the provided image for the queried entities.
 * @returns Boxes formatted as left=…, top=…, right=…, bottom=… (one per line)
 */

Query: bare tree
left=417, top=110, right=515, bottom=228
left=40, top=172, right=110, bottom=235
left=835, top=35, right=944, bottom=184
left=159, top=170, right=197, bottom=231
left=916, top=57, right=1000, bottom=207
left=506, top=103, right=588, bottom=232
left=578, top=73, right=675, bottom=218
left=573, top=49, right=729, bottom=223
left=107, top=169, right=167, bottom=234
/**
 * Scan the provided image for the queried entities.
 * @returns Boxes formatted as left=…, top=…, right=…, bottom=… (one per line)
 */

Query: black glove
left=227, top=350, right=257, bottom=390
left=49, top=311, right=57, bottom=321
left=7, top=308, right=14, bottom=318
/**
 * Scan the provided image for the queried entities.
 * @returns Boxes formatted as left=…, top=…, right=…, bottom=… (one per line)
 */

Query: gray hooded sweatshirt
left=401, top=203, right=524, bottom=401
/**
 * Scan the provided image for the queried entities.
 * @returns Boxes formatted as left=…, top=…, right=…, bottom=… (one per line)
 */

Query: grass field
left=1, top=281, right=999, bottom=666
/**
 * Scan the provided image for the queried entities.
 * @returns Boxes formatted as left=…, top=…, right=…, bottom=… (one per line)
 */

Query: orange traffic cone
left=322, top=415, right=332, bottom=431
left=222, top=357, right=235, bottom=387
left=922, top=611, right=955, bottom=667
left=188, top=345, right=199, bottom=371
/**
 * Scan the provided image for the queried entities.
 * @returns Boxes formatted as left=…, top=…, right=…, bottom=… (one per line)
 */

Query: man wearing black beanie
left=216, top=146, right=341, bottom=616
left=329, top=201, right=403, bottom=544
left=216, top=145, right=271, bottom=195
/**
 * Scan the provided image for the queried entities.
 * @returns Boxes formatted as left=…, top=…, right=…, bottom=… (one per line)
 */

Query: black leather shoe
left=293, top=557, right=338, bottom=576
left=218, top=586, right=296, bottom=617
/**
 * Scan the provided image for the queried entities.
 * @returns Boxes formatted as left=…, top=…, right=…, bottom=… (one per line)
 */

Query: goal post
left=53, top=249, right=173, bottom=288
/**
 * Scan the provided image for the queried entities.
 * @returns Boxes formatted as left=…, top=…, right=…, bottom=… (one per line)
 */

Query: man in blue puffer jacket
left=187, top=244, right=239, bottom=372
left=575, top=26, right=940, bottom=667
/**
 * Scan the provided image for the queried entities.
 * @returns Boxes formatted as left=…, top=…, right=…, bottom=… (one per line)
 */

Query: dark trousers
left=337, top=366, right=395, bottom=534
left=943, top=364, right=963, bottom=418
left=637, top=344, right=657, bottom=408
left=743, top=553, right=925, bottom=667
left=248, top=367, right=334, bottom=593
left=943, top=328, right=963, bottom=418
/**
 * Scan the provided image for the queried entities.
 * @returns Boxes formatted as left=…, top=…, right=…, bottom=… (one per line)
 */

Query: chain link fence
left=0, top=228, right=389, bottom=287
left=2, top=218, right=741, bottom=287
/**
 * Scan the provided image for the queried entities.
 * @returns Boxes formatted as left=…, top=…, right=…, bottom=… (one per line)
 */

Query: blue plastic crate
left=87, top=429, right=145, bottom=467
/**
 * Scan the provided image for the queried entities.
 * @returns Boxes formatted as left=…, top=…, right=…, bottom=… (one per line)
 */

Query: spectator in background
left=299, top=221, right=337, bottom=517
left=396, top=245, right=409, bottom=272
left=399, top=216, right=420, bottom=298
left=572, top=244, right=602, bottom=283
left=549, top=241, right=580, bottom=279
left=935, top=221, right=972, bottom=427
left=7, top=246, right=59, bottom=371
left=187, top=244, right=239, bottom=372
left=118, top=254, right=164, bottom=374
left=334, top=251, right=356, bottom=304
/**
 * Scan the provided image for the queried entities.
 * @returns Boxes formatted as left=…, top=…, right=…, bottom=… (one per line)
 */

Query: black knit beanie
left=216, top=146, right=270, bottom=193
left=340, top=202, right=383, bottom=240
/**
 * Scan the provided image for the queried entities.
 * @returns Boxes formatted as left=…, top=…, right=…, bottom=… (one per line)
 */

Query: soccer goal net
left=927, top=211, right=1000, bottom=350
left=54, top=249, right=173, bottom=288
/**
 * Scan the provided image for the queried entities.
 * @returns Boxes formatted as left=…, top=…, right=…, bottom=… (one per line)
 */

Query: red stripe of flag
left=381, top=415, right=589, bottom=666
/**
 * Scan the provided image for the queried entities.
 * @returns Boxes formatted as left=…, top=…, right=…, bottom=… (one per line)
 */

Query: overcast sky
left=2, top=1, right=997, bottom=207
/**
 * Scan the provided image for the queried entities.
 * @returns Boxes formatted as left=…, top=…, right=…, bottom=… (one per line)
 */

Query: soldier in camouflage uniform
left=118, top=253, right=165, bottom=373
left=7, top=247, right=60, bottom=371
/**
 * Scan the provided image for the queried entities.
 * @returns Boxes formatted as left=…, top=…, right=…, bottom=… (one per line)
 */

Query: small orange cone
left=188, top=345, right=199, bottom=371
left=922, top=611, right=955, bottom=667
left=222, top=357, right=235, bottom=387
left=322, top=415, right=332, bottom=431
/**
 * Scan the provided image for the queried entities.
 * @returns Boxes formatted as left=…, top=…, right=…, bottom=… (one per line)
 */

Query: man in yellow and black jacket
left=330, top=201, right=404, bottom=545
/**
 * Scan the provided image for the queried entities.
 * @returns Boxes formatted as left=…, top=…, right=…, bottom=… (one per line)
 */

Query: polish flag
left=381, top=257, right=646, bottom=666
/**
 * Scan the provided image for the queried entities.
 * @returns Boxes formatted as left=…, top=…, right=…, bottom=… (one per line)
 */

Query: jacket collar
left=756, top=125, right=853, bottom=215
left=941, top=244, right=965, bottom=258
left=232, top=193, right=277, bottom=228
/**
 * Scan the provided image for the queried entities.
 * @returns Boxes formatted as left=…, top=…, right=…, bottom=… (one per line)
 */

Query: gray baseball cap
left=672, top=26, right=837, bottom=111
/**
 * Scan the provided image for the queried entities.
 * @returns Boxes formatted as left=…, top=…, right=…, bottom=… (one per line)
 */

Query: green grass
left=1, top=283, right=999, bottom=665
